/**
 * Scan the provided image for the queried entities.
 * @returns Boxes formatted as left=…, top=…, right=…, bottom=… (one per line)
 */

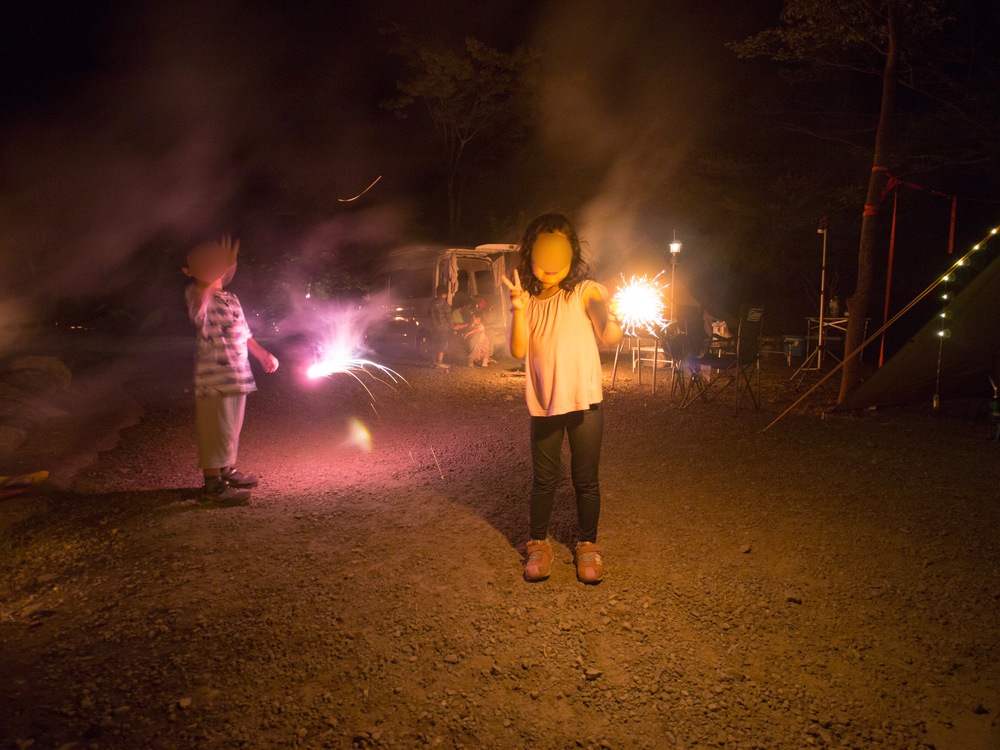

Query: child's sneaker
left=201, top=476, right=251, bottom=502
left=575, top=542, right=604, bottom=584
left=524, top=539, right=554, bottom=581
left=222, top=467, right=258, bottom=488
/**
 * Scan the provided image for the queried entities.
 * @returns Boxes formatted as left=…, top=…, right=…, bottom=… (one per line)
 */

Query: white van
left=368, top=244, right=520, bottom=355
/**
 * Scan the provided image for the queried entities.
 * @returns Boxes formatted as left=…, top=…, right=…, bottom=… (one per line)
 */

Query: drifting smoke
left=271, top=289, right=400, bottom=391
left=0, top=296, right=33, bottom=355
left=527, top=0, right=767, bottom=283
left=0, top=1, right=410, bottom=355
left=0, top=0, right=776, bottom=359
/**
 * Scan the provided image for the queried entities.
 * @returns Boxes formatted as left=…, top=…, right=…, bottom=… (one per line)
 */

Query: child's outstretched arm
left=585, top=285, right=623, bottom=349
left=248, top=337, right=279, bottom=373
left=219, top=233, right=239, bottom=288
left=501, top=269, right=530, bottom=359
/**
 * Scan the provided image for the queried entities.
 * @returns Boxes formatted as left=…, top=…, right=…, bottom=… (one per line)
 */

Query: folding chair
left=675, top=310, right=714, bottom=407
left=632, top=333, right=667, bottom=394
left=681, top=305, right=764, bottom=414
left=656, top=324, right=687, bottom=402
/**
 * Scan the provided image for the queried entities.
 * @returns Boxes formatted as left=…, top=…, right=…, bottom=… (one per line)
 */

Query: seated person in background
left=478, top=296, right=502, bottom=327
left=671, top=305, right=711, bottom=360
left=461, top=309, right=492, bottom=367
left=658, top=319, right=686, bottom=359
left=451, top=293, right=472, bottom=334
left=659, top=308, right=716, bottom=375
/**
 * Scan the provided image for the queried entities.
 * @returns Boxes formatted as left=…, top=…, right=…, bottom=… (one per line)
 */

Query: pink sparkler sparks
left=306, top=346, right=405, bottom=401
left=303, top=306, right=406, bottom=403
left=613, top=272, right=669, bottom=336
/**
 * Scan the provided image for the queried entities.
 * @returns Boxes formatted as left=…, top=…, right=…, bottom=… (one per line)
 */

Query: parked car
left=367, top=243, right=519, bottom=356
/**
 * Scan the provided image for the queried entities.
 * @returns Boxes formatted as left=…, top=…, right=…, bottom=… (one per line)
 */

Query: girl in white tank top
left=501, top=214, right=623, bottom=584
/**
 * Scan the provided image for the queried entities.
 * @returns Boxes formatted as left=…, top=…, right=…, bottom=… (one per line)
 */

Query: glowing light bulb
left=974, top=244, right=981, bottom=250
left=943, top=274, right=950, bottom=282
left=957, top=260, right=964, bottom=266
left=992, top=228, right=998, bottom=235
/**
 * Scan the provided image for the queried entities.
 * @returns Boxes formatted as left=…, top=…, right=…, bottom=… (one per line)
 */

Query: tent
left=837, top=250, right=1000, bottom=410
left=668, top=275, right=702, bottom=311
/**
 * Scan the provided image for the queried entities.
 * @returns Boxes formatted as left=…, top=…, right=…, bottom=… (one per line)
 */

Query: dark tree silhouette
left=383, top=30, right=537, bottom=242
left=733, top=0, right=958, bottom=401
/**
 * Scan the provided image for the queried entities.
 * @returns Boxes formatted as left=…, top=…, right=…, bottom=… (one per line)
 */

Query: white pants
left=195, top=393, right=247, bottom=470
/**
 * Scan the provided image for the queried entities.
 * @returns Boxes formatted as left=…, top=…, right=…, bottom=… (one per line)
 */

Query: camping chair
left=655, top=322, right=687, bottom=401
left=666, top=331, right=700, bottom=404
left=681, top=305, right=765, bottom=414
left=675, top=309, right=714, bottom=407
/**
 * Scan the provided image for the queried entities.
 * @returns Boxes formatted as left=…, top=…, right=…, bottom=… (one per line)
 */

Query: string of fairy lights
left=932, top=225, right=999, bottom=406
left=763, top=222, right=1000, bottom=432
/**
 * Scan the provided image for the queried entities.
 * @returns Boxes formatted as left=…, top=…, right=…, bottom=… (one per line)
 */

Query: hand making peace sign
left=500, top=268, right=530, bottom=312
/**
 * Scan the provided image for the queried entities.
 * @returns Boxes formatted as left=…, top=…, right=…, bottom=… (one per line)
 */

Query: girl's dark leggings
left=529, top=403, right=603, bottom=543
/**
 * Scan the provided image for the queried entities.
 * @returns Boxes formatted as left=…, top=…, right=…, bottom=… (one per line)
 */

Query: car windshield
left=389, top=268, right=434, bottom=299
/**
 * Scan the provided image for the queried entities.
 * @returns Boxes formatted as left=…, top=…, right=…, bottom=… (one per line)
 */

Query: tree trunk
left=445, top=138, right=464, bottom=243
left=838, top=0, right=899, bottom=404
left=446, top=172, right=457, bottom=242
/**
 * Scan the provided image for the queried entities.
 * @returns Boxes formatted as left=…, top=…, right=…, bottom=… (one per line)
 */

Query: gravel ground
left=1, top=339, right=999, bottom=750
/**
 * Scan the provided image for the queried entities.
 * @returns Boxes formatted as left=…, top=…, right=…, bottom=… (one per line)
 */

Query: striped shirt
left=186, top=286, right=257, bottom=398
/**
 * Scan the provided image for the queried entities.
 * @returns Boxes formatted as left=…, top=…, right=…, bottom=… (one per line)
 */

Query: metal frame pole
left=790, top=225, right=830, bottom=386
left=817, top=226, right=828, bottom=369
left=670, top=253, right=677, bottom=323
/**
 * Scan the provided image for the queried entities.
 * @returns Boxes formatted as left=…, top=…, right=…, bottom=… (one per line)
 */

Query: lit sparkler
left=305, top=308, right=406, bottom=403
left=306, top=347, right=405, bottom=402
left=613, top=272, right=669, bottom=336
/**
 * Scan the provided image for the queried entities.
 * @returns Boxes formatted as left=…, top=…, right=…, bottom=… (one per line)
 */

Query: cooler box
left=782, top=335, right=804, bottom=362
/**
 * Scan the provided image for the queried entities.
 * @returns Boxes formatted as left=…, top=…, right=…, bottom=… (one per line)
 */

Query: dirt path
left=2, top=347, right=999, bottom=749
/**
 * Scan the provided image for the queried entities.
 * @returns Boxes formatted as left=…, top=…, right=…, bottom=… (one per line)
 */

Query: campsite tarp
left=668, top=275, right=701, bottom=311
left=837, top=250, right=1000, bottom=410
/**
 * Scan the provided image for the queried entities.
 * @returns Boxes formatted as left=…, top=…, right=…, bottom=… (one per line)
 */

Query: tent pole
left=818, top=224, right=827, bottom=370
left=789, top=222, right=829, bottom=386
left=762, top=224, right=1000, bottom=433
left=879, top=190, right=899, bottom=367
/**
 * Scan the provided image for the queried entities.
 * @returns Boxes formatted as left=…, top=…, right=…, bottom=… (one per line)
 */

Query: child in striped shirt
left=182, top=235, right=278, bottom=501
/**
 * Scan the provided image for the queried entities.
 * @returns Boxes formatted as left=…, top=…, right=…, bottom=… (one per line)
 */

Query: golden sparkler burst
left=613, top=272, right=669, bottom=336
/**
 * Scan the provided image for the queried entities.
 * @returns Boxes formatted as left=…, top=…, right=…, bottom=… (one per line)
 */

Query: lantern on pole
left=669, top=230, right=682, bottom=321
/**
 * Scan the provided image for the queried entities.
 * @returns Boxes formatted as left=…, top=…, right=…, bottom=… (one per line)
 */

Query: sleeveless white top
left=524, top=279, right=607, bottom=417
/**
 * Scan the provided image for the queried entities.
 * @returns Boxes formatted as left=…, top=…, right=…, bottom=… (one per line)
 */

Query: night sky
left=1, top=0, right=997, bottom=342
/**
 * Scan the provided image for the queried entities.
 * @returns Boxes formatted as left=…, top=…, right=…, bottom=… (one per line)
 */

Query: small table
left=804, top=316, right=869, bottom=365
left=611, top=334, right=675, bottom=395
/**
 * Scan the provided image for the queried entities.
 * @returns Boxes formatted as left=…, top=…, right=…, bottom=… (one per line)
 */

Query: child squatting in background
left=182, top=235, right=279, bottom=501
left=502, top=213, right=623, bottom=583
left=461, top=308, right=492, bottom=367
